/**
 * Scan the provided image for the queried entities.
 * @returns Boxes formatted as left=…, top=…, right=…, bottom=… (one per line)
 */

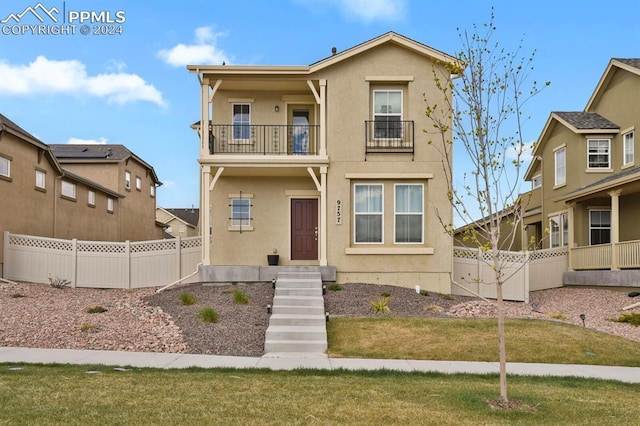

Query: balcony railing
left=570, top=239, right=640, bottom=270
left=208, top=124, right=319, bottom=155
left=365, top=120, right=414, bottom=154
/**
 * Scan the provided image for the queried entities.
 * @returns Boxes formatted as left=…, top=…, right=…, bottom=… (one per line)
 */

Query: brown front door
left=291, top=199, right=318, bottom=260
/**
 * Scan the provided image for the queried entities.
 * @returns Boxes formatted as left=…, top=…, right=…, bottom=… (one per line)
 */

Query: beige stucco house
left=156, top=207, right=200, bottom=238
left=523, top=58, right=640, bottom=281
left=188, top=32, right=461, bottom=291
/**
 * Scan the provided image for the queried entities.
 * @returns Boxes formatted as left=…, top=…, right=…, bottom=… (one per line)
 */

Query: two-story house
left=0, top=113, right=124, bottom=276
left=156, top=206, right=200, bottom=238
left=523, top=58, right=640, bottom=283
left=50, top=144, right=163, bottom=241
left=188, top=32, right=461, bottom=291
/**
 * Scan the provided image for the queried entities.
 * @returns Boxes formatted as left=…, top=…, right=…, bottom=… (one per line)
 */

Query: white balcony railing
left=570, top=239, right=640, bottom=270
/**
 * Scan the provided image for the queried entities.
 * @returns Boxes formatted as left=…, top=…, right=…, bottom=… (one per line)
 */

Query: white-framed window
left=354, top=184, right=383, bottom=243
left=150, top=184, right=155, bottom=197
left=623, top=130, right=634, bottom=166
left=232, top=103, right=251, bottom=141
left=136, top=176, right=141, bottom=191
left=587, top=138, right=610, bottom=169
left=0, top=156, right=10, bottom=178
left=549, top=212, right=569, bottom=248
left=35, top=170, right=46, bottom=189
left=178, top=225, right=186, bottom=234
left=532, top=175, right=542, bottom=190
left=88, top=190, right=96, bottom=206
left=230, top=198, right=251, bottom=227
left=394, top=184, right=423, bottom=243
left=589, top=210, right=611, bottom=245
left=125, top=171, right=131, bottom=190
left=107, top=197, right=114, bottom=213
left=61, top=180, right=76, bottom=199
left=373, top=90, right=402, bottom=139
left=554, top=146, right=566, bottom=186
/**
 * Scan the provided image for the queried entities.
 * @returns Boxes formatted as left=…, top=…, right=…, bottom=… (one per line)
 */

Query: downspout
left=155, top=262, right=202, bottom=293
left=54, top=175, right=61, bottom=237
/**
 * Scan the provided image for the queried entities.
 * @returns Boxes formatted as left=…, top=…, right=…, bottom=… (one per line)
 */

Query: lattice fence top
left=453, top=247, right=480, bottom=260
left=454, top=246, right=568, bottom=263
left=77, top=241, right=126, bottom=254
left=131, top=240, right=176, bottom=253
left=8, top=234, right=73, bottom=251
left=181, top=237, right=201, bottom=249
left=529, top=247, right=568, bottom=261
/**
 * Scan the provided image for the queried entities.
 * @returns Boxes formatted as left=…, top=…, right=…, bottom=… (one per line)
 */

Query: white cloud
left=505, top=141, right=534, bottom=165
left=66, top=137, right=108, bottom=145
left=0, top=56, right=165, bottom=106
left=157, top=26, right=230, bottom=66
left=296, top=0, right=406, bottom=22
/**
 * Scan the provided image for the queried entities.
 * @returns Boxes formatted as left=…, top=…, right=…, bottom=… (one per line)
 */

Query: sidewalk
left=1, top=347, right=639, bottom=383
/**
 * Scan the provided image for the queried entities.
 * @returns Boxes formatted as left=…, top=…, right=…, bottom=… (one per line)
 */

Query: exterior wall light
left=274, top=105, right=280, bottom=112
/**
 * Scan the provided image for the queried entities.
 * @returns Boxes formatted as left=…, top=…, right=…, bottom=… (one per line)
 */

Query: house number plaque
left=336, top=199, right=342, bottom=225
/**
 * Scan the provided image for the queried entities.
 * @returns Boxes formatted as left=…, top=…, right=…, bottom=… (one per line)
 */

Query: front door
left=291, top=199, right=318, bottom=260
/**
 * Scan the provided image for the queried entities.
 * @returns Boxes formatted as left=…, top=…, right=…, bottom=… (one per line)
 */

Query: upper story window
left=179, top=225, right=186, bottom=234
left=150, top=184, right=156, bottom=197
left=136, top=176, right=142, bottom=191
left=35, top=170, right=46, bottom=190
left=125, top=171, right=131, bottom=190
left=532, top=175, right=542, bottom=190
left=232, top=103, right=251, bottom=141
left=61, top=180, right=76, bottom=199
left=589, top=210, right=611, bottom=245
left=587, top=138, right=610, bottom=169
left=0, top=155, right=10, bottom=179
left=354, top=184, right=383, bottom=243
left=554, top=146, right=566, bottom=186
left=394, top=184, right=423, bottom=243
left=373, top=90, right=402, bottom=139
left=623, top=131, right=634, bottom=166
left=107, top=197, right=114, bottom=213
left=88, top=190, right=96, bottom=206
left=549, top=212, right=568, bottom=248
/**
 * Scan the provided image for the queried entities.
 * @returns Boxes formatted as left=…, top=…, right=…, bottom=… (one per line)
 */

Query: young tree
left=425, top=12, right=548, bottom=403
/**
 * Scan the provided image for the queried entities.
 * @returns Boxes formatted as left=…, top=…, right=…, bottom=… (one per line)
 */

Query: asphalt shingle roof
left=166, top=208, right=199, bottom=226
left=49, top=144, right=132, bottom=160
left=614, top=58, right=640, bottom=70
left=554, top=112, right=619, bottom=130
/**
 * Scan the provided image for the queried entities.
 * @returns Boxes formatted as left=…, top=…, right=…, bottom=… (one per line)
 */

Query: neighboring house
left=523, top=58, right=640, bottom=279
left=188, top=32, right=461, bottom=291
left=0, top=113, right=124, bottom=276
left=156, top=206, right=200, bottom=238
left=50, top=144, right=163, bottom=241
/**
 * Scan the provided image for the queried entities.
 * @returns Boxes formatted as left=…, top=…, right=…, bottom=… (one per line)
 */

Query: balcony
left=208, top=124, right=319, bottom=156
left=571, top=239, right=640, bottom=270
left=365, top=120, right=414, bottom=155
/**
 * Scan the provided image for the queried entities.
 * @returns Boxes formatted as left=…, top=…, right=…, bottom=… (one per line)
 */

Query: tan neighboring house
left=156, top=207, right=200, bottom=238
left=50, top=144, right=163, bottom=241
left=0, top=113, right=124, bottom=276
left=523, top=58, right=640, bottom=282
left=188, top=32, right=461, bottom=291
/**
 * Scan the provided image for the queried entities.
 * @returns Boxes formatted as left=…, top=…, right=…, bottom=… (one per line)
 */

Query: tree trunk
left=496, top=281, right=508, bottom=402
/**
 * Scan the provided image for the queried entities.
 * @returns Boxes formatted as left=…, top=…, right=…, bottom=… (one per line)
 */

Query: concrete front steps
left=264, top=271, right=327, bottom=355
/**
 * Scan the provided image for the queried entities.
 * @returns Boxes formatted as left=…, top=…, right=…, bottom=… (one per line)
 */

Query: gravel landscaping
left=1, top=280, right=639, bottom=357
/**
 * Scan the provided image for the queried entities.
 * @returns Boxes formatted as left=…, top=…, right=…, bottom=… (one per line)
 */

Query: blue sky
left=1, top=0, right=639, bottom=211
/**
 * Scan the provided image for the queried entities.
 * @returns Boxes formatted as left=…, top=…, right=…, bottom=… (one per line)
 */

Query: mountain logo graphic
left=1, top=2, right=59, bottom=24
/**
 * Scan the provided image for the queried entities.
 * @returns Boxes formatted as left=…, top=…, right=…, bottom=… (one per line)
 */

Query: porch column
left=201, top=167, right=211, bottom=265
left=319, top=79, right=327, bottom=157
left=567, top=203, right=575, bottom=271
left=610, top=189, right=622, bottom=271
left=320, top=166, right=328, bottom=266
left=200, top=78, right=210, bottom=156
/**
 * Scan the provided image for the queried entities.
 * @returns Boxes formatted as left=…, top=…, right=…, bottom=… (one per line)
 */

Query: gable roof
left=586, top=58, right=640, bottom=111
left=0, top=113, right=48, bottom=148
left=158, top=207, right=199, bottom=227
left=50, top=144, right=162, bottom=185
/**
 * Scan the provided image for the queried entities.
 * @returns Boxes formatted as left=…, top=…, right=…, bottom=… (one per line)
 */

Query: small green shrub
left=549, top=312, right=567, bottom=320
left=438, top=293, right=455, bottom=301
left=199, top=307, right=219, bottom=323
left=381, top=291, right=391, bottom=298
left=80, top=323, right=98, bottom=333
left=232, top=289, right=249, bottom=305
left=48, top=276, right=70, bottom=289
left=609, top=312, right=640, bottom=326
left=371, top=297, right=390, bottom=315
left=419, top=290, right=430, bottom=297
left=86, top=306, right=108, bottom=314
left=180, top=292, right=197, bottom=306
left=327, top=284, right=343, bottom=291
left=10, top=293, right=25, bottom=298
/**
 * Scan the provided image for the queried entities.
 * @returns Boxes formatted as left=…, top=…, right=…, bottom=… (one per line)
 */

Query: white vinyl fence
left=452, top=247, right=568, bottom=302
left=3, top=231, right=201, bottom=289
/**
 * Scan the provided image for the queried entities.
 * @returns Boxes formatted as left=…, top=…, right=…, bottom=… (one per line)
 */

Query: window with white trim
left=624, top=131, right=634, bottom=166
left=232, top=103, right=251, bottom=140
left=532, top=175, right=542, bottom=189
left=394, top=184, right=423, bottom=243
left=125, top=171, right=131, bottom=190
left=61, top=180, right=76, bottom=199
left=150, top=184, right=155, bottom=197
left=0, top=156, right=10, bottom=178
left=230, top=198, right=251, bottom=227
left=107, top=197, right=114, bottom=213
left=179, top=225, right=186, bottom=234
left=354, top=184, right=383, bottom=243
left=136, top=176, right=142, bottom=191
left=35, top=170, right=46, bottom=189
left=587, top=139, right=610, bottom=169
left=554, top=147, right=566, bottom=186
left=373, top=90, right=402, bottom=139
left=549, top=212, right=569, bottom=248
left=88, top=190, right=96, bottom=206
left=589, top=210, right=611, bottom=245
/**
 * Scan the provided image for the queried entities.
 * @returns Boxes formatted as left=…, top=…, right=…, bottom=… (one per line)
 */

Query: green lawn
left=0, top=365, right=637, bottom=425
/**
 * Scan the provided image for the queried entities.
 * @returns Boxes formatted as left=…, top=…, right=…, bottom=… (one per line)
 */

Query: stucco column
left=319, top=79, right=327, bottom=157
left=320, top=166, right=328, bottom=266
left=200, top=78, right=210, bottom=156
left=201, top=167, right=211, bottom=265
left=567, top=203, right=575, bottom=271
left=609, top=189, right=622, bottom=271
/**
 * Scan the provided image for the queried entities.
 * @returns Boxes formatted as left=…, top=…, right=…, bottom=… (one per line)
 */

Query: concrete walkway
left=1, top=347, right=639, bottom=383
